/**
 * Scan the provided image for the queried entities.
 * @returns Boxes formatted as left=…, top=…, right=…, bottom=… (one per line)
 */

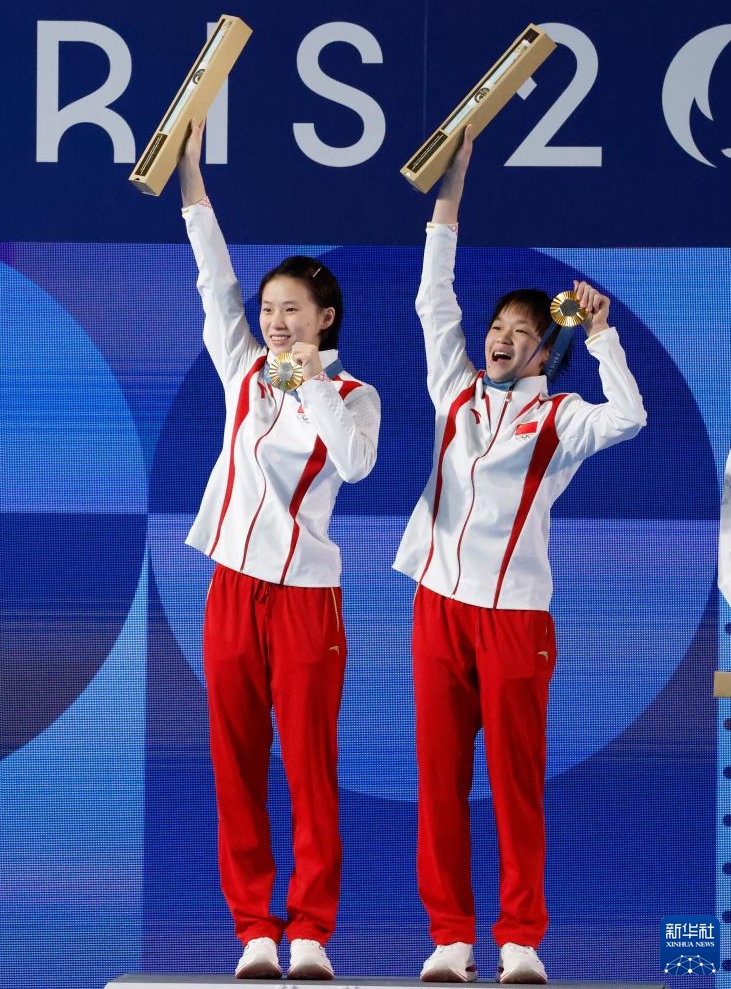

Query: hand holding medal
left=541, top=281, right=608, bottom=378
left=268, top=342, right=324, bottom=392
left=570, top=280, right=611, bottom=336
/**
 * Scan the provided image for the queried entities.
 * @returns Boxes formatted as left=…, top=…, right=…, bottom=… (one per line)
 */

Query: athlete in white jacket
left=394, top=127, right=646, bottom=985
left=178, top=121, right=380, bottom=982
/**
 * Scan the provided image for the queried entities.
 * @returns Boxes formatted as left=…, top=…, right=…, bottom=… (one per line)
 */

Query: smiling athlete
left=178, top=120, right=380, bottom=982
left=394, top=126, right=646, bottom=984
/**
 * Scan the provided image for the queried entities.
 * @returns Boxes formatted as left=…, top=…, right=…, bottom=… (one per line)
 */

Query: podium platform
left=104, top=977, right=668, bottom=989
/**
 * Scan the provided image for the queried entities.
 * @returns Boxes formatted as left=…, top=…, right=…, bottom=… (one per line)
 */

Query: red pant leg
left=268, top=584, right=346, bottom=944
left=413, top=586, right=482, bottom=945
left=203, top=565, right=283, bottom=944
left=475, top=608, right=556, bottom=948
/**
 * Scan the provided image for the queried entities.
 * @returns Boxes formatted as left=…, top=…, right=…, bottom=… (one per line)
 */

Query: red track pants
left=203, top=564, right=347, bottom=945
left=413, top=585, right=556, bottom=949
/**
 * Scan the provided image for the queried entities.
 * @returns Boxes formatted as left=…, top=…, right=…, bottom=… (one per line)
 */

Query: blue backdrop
left=1, top=2, right=728, bottom=988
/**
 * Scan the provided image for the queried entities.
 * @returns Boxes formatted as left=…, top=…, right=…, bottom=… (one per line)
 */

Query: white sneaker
left=497, top=943, right=547, bottom=984
left=420, top=942, right=477, bottom=982
left=287, top=938, right=335, bottom=980
left=235, top=936, right=282, bottom=979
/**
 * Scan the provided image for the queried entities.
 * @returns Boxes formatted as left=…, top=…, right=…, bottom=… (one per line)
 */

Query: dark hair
left=258, top=255, right=343, bottom=351
left=489, top=288, right=572, bottom=377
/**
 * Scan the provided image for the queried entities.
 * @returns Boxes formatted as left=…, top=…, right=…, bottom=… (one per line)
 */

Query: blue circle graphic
left=148, top=245, right=716, bottom=799
left=1, top=261, right=147, bottom=758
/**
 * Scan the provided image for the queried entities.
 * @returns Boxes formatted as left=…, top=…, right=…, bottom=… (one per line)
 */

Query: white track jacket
left=393, top=223, right=647, bottom=610
left=183, top=203, right=380, bottom=586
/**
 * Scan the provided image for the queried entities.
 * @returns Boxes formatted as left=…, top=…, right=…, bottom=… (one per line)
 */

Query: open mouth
left=491, top=350, right=513, bottom=363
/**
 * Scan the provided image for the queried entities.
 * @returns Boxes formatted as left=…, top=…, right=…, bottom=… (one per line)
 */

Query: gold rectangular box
left=714, top=671, right=731, bottom=697
left=129, top=14, right=252, bottom=196
left=401, top=24, right=556, bottom=193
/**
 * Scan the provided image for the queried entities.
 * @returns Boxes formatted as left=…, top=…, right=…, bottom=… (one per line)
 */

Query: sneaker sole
left=498, top=966, right=547, bottom=985
left=287, top=964, right=334, bottom=981
left=421, top=968, right=477, bottom=983
left=235, top=961, right=282, bottom=980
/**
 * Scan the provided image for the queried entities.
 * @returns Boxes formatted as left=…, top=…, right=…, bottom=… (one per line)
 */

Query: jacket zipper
left=451, top=389, right=512, bottom=598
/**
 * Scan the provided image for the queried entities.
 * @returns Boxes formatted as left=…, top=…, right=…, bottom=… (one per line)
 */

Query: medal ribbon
left=484, top=291, right=585, bottom=392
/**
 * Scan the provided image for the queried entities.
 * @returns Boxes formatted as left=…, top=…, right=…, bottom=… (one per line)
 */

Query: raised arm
left=555, top=318, right=647, bottom=462
left=573, top=279, right=610, bottom=338
left=431, top=125, right=474, bottom=225
left=416, top=126, right=479, bottom=408
left=178, top=118, right=208, bottom=206
left=553, top=272, right=647, bottom=458
left=178, top=120, right=262, bottom=381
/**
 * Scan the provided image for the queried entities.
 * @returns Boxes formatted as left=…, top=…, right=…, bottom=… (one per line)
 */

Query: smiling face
left=484, top=304, right=551, bottom=384
left=259, top=276, right=335, bottom=356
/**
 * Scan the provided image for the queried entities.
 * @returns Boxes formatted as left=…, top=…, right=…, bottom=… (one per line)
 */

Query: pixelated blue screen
left=1, top=239, right=722, bottom=989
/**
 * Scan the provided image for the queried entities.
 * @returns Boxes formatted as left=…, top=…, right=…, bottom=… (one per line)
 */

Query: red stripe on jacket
left=492, top=394, right=568, bottom=607
left=419, top=376, right=481, bottom=585
left=333, top=377, right=362, bottom=400
left=277, top=377, right=360, bottom=581
left=209, top=355, right=268, bottom=556
left=514, top=394, right=540, bottom=420
left=278, top=377, right=359, bottom=580
left=239, top=399, right=286, bottom=571
left=279, top=437, right=328, bottom=583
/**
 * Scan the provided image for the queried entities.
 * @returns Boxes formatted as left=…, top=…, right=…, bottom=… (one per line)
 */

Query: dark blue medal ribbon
left=484, top=290, right=587, bottom=392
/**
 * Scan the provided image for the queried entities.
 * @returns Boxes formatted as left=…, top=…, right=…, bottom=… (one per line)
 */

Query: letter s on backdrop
left=293, top=22, right=386, bottom=167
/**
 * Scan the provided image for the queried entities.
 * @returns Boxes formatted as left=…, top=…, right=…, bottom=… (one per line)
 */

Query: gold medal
left=269, top=353, right=304, bottom=392
left=550, top=291, right=589, bottom=328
